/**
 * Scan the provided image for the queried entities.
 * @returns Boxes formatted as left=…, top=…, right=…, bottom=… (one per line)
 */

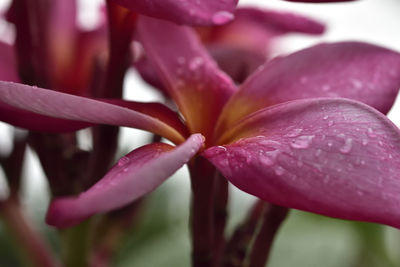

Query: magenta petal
left=0, top=81, right=185, bottom=144
left=205, top=7, right=324, bottom=82
left=0, top=42, right=19, bottom=82
left=218, top=42, right=400, bottom=133
left=0, top=102, right=91, bottom=132
left=205, top=98, right=400, bottom=228
left=137, top=16, right=236, bottom=141
left=112, top=0, right=237, bottom=26
left=46, top=134, right=204, bottom=228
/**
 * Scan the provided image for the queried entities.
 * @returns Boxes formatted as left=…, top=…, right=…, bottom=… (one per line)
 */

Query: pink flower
left=136, top=7, right=325, bottom=86
left=1, top=16, right=400, bottom=229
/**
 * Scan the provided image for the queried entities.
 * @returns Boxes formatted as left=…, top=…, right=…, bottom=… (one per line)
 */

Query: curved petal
left=137, top=16, right=236, bottom=142
left=204, top=98, right=400, bottom=228
left=0, top=42, right=19, bottom=82
left=202, top=7, right=324, bottom=83
left=112, top=0, right=238, bottom=26
left=46, top=134, right=204, bottom=228
left=0, top=102, right=92, bottom=132
left=216, top=42, right=400, bottom=136
left=0, top=81, right=185, bottom=144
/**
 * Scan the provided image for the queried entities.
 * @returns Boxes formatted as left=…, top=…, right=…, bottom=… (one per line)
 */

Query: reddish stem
left=213, top=174, right=229, bottom=266
left=189, top=157, right=217, bottom=267
left=223, top=201, right=266, bottom=267
left=247, top=205, right=288, bottom=267
left=0, top=198, right=60, bottom=267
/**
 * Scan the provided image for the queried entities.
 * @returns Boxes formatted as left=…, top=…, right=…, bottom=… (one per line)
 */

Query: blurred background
left=0, top=0, right=400, bottom=266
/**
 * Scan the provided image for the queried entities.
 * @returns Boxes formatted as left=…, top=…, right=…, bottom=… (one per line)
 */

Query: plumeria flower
left=136, top=6, right=325, bottom=88
left=1, top=16, right=400, bottom=229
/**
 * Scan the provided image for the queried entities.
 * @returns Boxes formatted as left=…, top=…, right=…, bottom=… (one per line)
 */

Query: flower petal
left=204, top=98, right=400, bottom=228
left=0, top=101, right=91, bottom=132
left=46, top=134, right=204, bottom=228
left=137, top=16, right=236, bottom=142
left=216, top=42, right=400, bottom=135
left=0, top=42, right=19, bottom=82
left=112, top=0, right=238, bottom=26
left=0, top=81, right=185, bottom=144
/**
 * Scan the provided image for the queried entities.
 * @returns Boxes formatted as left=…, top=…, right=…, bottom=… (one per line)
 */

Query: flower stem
left=189, top=157, right=217, bottom=267
left=61, top=220, right=91, bottom=267
left=246, top=205, right=288, bottom=267
left=223, top=201, right=266, bottom=267
left=0, top=197, right=60, bottom=267
left=213, top=174, right=229, bottom=266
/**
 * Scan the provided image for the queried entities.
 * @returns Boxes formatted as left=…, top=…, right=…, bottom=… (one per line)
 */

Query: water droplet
left=123, top=168, right=129, bottom=173
left=212, top=11, right=234, bottom=25
left=322, top=85, right=331, bottom=91
left=275, top=166, right=285, bottom=176
left=362, top=139, right=368, bottom=146
left=297, top=160, right=303, bottom=167
left=285, top=128, right=303, bottom=137
left=339, top=138, right=353, bottom=154
left=118, top=157, right=130, bottom=166
left=189, top=57, right=204, bottom=71
left=350, top=78, right=363, bottom=89
left=290, top=135, right=314, bottom=149
left=260, top=156, right=274, bottom=167
left=177, top=56, right=186, bottom=64
left=323, top=115, right=329, bottom=120
left=367, top=128, right=376, bottom=138
left=328, top=121, right=334, bottom=127
left=300, top=76, right=308, bottom=84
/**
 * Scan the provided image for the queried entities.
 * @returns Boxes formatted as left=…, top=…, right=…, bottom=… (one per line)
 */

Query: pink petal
left=204, top=7, right=324, bottom=83
left=112, top=0, right=238, bottom=26
left=204, top=98, right=400, bottom=228
left=137, top=16, right=236, bottom=141
left=46, top=134, right=204, bottom=228
left=0, top=81, right=185, bottom=144
left=0, top=101, right=91, bottom=132
left=217, top=42, right=400, bottom=134
left=0, top=42, right=19, bottom=82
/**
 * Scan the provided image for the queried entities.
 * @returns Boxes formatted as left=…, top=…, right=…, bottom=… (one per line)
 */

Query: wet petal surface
left=205, top=98, right=400, bottom=228
left=47, top=134, right=205, bottom=228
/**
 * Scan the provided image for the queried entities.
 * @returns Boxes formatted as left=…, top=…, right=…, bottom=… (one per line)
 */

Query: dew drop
left=212, top=11, right=234, bottom=25
left=275, top=166, right=285, bottom=176
left=362, top=139, right=368, bottom=146
left=297, top=160, right=303, bottom=167
left=323, top=115, right=329, bottom=120
left=285, top=128, right=303, bottom=137
left=339, top=138, right=353, bottom=154
left=189, top=57, right=204, bottom=71
left=322, top=85, right=331, bottom=91
left=328, top=121, right=334, bottom=127
left=290, top=135, right=314, bottom=149
left=118, top=157, right=130, bottom=166
left=367, top=128, right=376, bottom=138
left=177, top=56, right=186, bottom=64
left=260, top=156, right=274, bottom=167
